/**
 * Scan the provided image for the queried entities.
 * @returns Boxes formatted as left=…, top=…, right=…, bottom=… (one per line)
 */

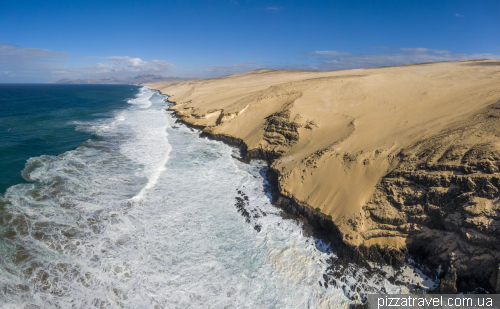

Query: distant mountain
left=52, top=74, right=198, bottom=85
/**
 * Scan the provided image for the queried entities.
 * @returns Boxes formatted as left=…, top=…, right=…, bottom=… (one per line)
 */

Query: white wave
left=0, top=86, right=434, bottom=308
left=73, top=114, right=126, bottom=134
left=127, top=86, right=154, bottom=108
left=120, top=87, right=172, bottom=200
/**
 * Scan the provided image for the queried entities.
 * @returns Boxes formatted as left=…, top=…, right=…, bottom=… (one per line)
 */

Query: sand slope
left=148, top=60, right=500, bottom=291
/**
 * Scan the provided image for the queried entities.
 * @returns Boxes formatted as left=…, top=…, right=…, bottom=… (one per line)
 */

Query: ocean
left=0, top=85, right=433, bottom=308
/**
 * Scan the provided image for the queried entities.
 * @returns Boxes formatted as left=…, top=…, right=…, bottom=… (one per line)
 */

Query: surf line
left=128, top=86, right=172, bottom=202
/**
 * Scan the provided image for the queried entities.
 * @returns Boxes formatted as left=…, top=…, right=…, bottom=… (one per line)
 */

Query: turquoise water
left=0, top=84, right=139, bottom=193
left=0, top=85, right=431, bottom=308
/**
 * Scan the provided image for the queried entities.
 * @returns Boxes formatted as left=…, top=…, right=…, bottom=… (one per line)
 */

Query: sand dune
left=148, top=60, right=500, bottom=292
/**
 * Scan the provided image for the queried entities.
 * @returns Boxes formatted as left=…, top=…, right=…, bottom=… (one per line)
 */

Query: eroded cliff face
left=147, top=60, right=500, bottom=292
left=356, top=101, right=500, bottom=291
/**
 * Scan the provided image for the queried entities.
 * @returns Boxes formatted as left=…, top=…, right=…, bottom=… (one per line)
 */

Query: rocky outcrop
left=357, top=101, right=500, bottom=292
left=263, top=110, right=302, bottom=146
left=150, top=61, right=500, bottom=293
left=200, top=99, right=500, bottom=292
left=440, top=253, right=458, bottom=293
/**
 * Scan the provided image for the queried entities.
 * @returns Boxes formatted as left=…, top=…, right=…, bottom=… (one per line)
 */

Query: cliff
left=147, top=60, right=500, bottom=292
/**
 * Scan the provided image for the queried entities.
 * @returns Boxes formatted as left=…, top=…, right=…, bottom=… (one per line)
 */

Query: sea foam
left=0, top=86, right=433, bottom=308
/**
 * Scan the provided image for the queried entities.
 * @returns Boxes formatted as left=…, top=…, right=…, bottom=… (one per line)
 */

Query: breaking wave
left=0, top=87, right=434, bottom=308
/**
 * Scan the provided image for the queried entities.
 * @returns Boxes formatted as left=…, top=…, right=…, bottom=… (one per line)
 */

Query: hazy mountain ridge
left=52, top=74, right=198, bottom=85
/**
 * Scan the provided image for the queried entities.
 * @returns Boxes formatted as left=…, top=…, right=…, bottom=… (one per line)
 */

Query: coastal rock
left=359, top=106, right=500, bottom=292
left=146, top=60, right=500, bottom=292
left=439, top=253, right=458, bottom=293
left=495, top=264, right=500, bottom=293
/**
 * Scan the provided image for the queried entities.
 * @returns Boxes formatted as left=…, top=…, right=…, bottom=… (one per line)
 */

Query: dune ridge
left=147, top=60, right=500, bottom=292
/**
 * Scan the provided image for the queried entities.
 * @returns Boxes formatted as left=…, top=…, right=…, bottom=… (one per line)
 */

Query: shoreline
left=153, top=88, right=438, bottom=295
left=147, top=61, right=500, bottom=293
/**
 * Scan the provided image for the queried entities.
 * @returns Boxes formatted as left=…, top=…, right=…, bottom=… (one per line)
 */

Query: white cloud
left=305, top=50, right=353, bottom=56
left=82, top=56, right=174, bottom=75
left=0, top=42, right=174, bottom=82
left=265, top=6, right=283, bottom=10
left=455, top=13, right=464, bottom=17
left=0, top=42, right=69, bottom=61
left=368, top=46, right=389, bottom=50
left=205, top=62, right=263, bottom=76
left=306, top=47, right=500, bottom=70
left=0, top=42, right=69, bottom=81
left=399, top=47, right=451, bottom=54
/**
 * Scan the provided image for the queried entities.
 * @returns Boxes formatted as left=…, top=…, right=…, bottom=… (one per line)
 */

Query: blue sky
left=1, top=0, right=499, bottom=82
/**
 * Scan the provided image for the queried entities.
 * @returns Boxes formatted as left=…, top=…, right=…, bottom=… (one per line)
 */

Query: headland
left=146, top=60, right=500, bottom=292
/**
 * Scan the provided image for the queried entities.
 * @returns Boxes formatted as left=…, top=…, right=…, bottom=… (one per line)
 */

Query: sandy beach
left=148, top=60, right=500, bottom=292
